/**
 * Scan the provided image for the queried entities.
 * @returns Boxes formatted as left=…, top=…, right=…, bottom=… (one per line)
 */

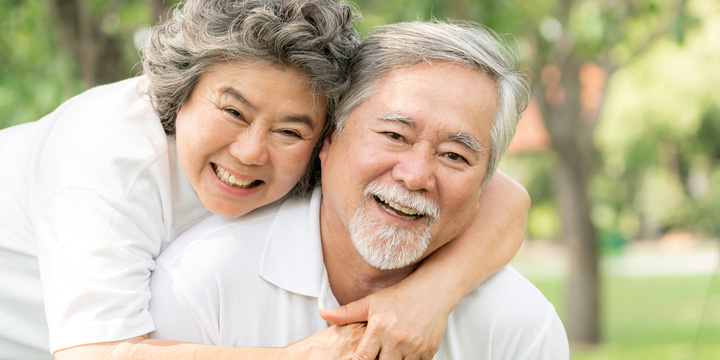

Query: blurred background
left=1, top=0, right=718, bottom=358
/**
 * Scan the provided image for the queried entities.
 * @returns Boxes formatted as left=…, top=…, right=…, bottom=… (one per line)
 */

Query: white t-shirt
left=149, top=188, right=569, bottom=359
left=0, top=77, right=210, bottom=358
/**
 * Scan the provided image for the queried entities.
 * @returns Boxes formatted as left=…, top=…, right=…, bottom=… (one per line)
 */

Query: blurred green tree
left=47, top=0, right=178, bottom=87
left=596, top=4, right=720, bottom=241
left=0, top=0, right=177, bottom=129
left=520, top=0, right=695, bottom=345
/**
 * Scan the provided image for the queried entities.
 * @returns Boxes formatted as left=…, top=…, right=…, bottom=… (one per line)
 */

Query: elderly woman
left=0, top=0, right=529, bottom=359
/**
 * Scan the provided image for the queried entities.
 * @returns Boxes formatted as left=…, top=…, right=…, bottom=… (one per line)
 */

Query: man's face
left=319, top=61, right=499, bottom=270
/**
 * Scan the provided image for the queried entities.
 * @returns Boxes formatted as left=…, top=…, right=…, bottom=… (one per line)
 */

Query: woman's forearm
left=54, top=323, right=366, bottom=360
left=54, top=336, right=289, bottom=360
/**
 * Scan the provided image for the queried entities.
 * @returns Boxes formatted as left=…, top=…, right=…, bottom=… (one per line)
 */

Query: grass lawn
left=527, top=274, right=720, bottom=360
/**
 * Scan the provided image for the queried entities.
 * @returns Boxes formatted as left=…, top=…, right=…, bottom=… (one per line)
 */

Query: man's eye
left=446, top=152, right=467, bottom=163
left=385, top=132, right=404, bottom=141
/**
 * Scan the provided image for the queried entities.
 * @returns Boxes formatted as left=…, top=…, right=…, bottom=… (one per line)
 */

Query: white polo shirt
left=149, top=188, right=569, bottom=359
left=0, top=77, right=210, bottom=358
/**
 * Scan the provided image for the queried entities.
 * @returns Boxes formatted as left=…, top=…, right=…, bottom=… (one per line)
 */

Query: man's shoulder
left=440, top=265, right=568, bottom=359
left=156, top=201, right=285, bottom=271
left=452, top=264, right=559, bottom=324
left=475, top=265, right=552, bottom=305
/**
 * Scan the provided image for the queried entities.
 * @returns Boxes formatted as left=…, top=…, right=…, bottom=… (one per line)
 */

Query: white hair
left=334, top=21, right=529, bottom=186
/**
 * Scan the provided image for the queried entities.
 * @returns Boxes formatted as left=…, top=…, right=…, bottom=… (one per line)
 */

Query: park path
left=511, top=237, right=719, bottom=279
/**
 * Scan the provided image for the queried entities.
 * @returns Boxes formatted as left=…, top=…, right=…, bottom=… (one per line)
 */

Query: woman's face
left=175, top=62, right=326, bottom=218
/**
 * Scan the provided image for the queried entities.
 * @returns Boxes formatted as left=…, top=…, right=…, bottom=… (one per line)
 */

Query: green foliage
left=0, top=0, right=166, bottom=130
left=0, top=1, right=84, bottom=129
left=529, top=201, right=562, bottom=240
left=596, top=1, right=720, bottom=238
left=350, top=0, right=552, bottom=38
left=501, top=152, right=560, bottom=239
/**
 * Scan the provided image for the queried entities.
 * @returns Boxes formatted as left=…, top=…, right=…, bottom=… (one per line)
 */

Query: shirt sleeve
left=520, top=312, right=569, bottom=360
left=31, top=181, right=168, bottom=352
left=440, top=266, right=570, bottom=360
left=547, top=315, right=570, bottom=360
left=25, top=77, right=176, bottom=353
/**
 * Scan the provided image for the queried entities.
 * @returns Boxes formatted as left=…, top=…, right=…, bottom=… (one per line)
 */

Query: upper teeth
left=214, top=165, right=255, bottom=188
left=378, top=196, right=422, bottom=216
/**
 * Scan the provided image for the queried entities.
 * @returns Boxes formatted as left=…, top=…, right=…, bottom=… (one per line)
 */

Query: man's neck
left=319, top=202, right=416, bottom=305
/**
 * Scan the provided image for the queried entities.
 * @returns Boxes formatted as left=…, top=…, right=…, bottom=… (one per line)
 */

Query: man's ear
left=318, top=130, right=336, bottom=166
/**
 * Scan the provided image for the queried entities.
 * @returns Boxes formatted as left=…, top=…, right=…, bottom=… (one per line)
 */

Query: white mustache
left=363, top=181, right=440, bottom=220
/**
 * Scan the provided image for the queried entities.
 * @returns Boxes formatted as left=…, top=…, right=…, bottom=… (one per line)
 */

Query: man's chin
left=349, top=198, right=434, bottom=270
left=362, top=254, right=417, bottom=271
left=351, top=230, right=429, bottom=270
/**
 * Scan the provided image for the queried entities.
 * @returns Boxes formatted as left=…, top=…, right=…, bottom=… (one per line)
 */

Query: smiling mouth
left=374, top=195, right=425, bottom=221
left=212, top=163, right=262, bottom=189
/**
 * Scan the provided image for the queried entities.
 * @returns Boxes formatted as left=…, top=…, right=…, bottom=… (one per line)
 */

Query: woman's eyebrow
left=222, top=86, right=314, bottom=129
left=222, top=87, right=257, bottom=110
left=281, top=114, right=315, bottom=129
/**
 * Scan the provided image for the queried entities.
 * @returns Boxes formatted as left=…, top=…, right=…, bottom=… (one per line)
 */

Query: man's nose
left=391, top=147, right=437, bottom=192
left=228, top=126, right=269, bottom=166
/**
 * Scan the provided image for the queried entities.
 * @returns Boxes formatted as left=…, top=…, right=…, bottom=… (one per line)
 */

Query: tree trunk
left=148, top=0, right=175, bottom=25
left=554, top=140, right=601, bottom=344
left=538, top=58, right=602, bottom=345
left=48, top=0, right=125, bottom=87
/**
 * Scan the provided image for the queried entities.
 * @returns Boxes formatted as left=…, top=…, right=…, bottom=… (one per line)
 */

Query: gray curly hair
left=334, top=21, right=529, bottom=187
left=142, top=0, right=360, bottom=195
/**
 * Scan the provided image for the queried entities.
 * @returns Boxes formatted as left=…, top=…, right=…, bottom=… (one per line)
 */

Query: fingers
left=286, top=323, right=368, bottom=360
left=359, top=313, right=439, bottom=360
left=320, top=297, right=370, bottom=325
left=352, top=331, right=381, bottom=360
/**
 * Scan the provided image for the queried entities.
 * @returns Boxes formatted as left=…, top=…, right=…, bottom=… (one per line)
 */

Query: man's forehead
left=342, top=61, right=497, bottom=151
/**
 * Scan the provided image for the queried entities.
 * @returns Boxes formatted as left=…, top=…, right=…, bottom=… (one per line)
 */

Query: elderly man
left=148, top=21, right=568, bottom=359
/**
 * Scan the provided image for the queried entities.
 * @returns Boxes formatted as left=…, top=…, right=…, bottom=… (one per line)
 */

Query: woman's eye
left=278, top=129, right=302, bottom=138
left=385, top=132, right=404, bottom=141
left=224, top=108, right=243, bottom=119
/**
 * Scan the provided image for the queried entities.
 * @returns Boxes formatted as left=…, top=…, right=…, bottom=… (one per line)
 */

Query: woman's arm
left=320, top=170, right=531, bottom=359
left=54, top=336, right=287, bottom=360
left=55, top=324, right=366, bottom=360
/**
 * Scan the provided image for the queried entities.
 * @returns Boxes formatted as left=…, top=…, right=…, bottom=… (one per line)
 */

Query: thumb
left=319, top=298, right=370, bottom=325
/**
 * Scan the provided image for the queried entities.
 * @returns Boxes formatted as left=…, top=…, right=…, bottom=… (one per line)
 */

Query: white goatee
left=348, top=181, right=439, bottom=270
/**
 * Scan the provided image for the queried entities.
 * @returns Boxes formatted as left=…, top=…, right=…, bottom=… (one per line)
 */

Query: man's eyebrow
left=222, top=87, right=314, bottom=129
left=378, top=112, right=485, bottom=153
left=447, top=132, right=486, bottom=154
left=377, top=113, right=417, bottom=128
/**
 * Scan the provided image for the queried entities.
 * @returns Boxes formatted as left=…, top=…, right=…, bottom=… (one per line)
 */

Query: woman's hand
left=285, top=324, right=366, bottom=360
left=320, top=278, right=449, bottom=360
